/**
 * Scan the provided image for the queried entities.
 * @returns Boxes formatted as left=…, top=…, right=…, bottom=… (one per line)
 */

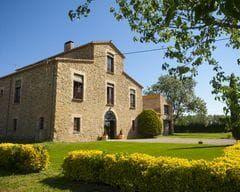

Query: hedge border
left=63, top=142, right=240, bottom=192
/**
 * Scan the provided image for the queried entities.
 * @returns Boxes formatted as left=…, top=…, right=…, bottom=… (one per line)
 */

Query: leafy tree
left=145, top=75, right=207, bottom=126
left=213, top=73, right=240, bottom=140
left=69, top=0, right=240, bottom=78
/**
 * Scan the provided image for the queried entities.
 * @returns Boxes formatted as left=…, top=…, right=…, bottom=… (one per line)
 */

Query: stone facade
left=143, top=94, right=173, bottom=135
left=0, top=62, right=57, bottom=141
left=0, top=41, right=143, bottom=141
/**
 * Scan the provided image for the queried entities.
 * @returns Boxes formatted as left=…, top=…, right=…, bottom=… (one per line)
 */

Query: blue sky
left=0, top=0, right=239, bottom=114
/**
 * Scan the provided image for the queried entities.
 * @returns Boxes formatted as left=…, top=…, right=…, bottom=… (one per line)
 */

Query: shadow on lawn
left=0, top=169, right=30, bottom=177
left=0, top=170, right=14, bottom=177
left=171, top=145, right=230, bottom=150
left=41, top=175, right=119, bottom=192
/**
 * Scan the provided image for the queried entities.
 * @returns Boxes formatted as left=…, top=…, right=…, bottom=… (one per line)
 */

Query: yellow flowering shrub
left=144, top=157, right=192, bottom=192
left=62, top=150, right=104, bottom=182
left=100, top=153, right=156, bottom=191
left=0, top=143, right=49, bottom=173
left=62, top=142, right=240, bottom=192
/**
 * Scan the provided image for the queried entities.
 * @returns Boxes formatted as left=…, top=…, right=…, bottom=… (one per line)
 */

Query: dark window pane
left=164, top=105, right=169, bottom=115
left=73, top=74, right=84, bottom=100
left=74, top=117, right=81, bottom=132
left=107, top=55, right=114, bottom=73
left=107, top=83, right=114, bottom=105
left=13, top=119, right=17, bottom=131
left=14, top=80, right=21, bottom=104
left=39, top=117, right=44, bottom=129
left=130, top=89, right=136, bottom=108
left=0, top=89, right=3, bottom=97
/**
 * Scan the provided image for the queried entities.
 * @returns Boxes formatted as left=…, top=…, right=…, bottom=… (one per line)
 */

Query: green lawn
left=161, top=132, right=232, bottom=139
left=0, top=141, right=227, bottom=192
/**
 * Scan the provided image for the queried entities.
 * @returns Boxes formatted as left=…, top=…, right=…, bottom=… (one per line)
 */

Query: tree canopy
left=145, top=75, right=207, bottom=123
left=69, top=0, right=240, bottom=79
left=213, top=73, right=240, bottom=139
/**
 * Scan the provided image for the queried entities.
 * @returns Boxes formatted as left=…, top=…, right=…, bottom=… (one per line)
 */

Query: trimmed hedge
left=63, top=143, right=240, bottom=192
left=62, top=150, right=104, bottom=182
left=0, top=143, right=49, bottom=173
left=138, top=109, right=162, bottom=137
left=175, top=115, right=227, bottom=133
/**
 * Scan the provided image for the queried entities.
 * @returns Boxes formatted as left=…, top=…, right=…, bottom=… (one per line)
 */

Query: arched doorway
left=104, top=110, right=117, bottom=139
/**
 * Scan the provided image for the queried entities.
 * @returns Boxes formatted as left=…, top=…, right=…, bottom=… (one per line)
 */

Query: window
left=132, top=120, right=135, bottom=131
left=39, top=117, right=44, bottom=130
left=164, top=105, right=169, bottom=115
left=73, top=117, right=81, bottom=132
left=0, top=88, right=3, bottom=97
left=13, top=119, right=17, bottom=131
left=107, top=54, right=114, bottom=73
left=130, top=89, right=136, bottom=109
left=73, top=74, right=84, bottom=100
left=14, top=80, right=21, bottom=104
left=107, top=83, right=114, bottom=105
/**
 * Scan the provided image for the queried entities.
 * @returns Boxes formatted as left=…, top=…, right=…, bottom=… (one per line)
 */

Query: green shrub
left=138, top=109, right=162, bottom=137
left=62, top=142, right=240, bottom=192
left=0, top=143, right=49, bottom=173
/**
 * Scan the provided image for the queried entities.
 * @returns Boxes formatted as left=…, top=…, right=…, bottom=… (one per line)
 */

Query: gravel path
left=109, top=137, right=236, bottom=146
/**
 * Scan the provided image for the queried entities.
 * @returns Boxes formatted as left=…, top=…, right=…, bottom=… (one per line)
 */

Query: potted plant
left=97, top=136, right=102, bottom=141
left=117, top=129, right=124, bottom=139
left=102, top=130, right=108, bottom=141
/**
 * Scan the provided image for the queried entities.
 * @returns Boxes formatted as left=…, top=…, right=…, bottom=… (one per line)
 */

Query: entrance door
left=104, top=111, right=117, bottom=139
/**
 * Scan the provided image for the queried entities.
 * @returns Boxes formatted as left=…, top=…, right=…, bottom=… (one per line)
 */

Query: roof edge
left=0, top=58, right=93, bottom=80
left=123, top=72, right=143, bottom=89
left=15, top=41, right=124, bottom=72
left=143, top=94, right=161, bottom=98
left=55, top=57, right=94, bottom=63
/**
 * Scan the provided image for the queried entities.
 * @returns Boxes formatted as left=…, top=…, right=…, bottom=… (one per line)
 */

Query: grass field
left=161, top=132, right=232, bottom=139
left=0, top=141, right=227, bottom=192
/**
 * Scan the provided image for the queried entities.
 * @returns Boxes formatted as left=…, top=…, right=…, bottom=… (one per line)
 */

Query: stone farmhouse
left=0, top=41, right=172, bottom=142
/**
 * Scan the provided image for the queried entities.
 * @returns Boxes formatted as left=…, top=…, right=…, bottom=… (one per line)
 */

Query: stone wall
left=143, top=94, right=162, bottom=113
left=0, top=62, right=57, bottom=141
left=0, top=77, right=11, bottom=139
left=62, top=44, right=94, bottom=60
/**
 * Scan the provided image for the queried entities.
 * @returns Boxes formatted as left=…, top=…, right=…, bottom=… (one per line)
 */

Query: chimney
left=64, top=41, right=74, bottom=52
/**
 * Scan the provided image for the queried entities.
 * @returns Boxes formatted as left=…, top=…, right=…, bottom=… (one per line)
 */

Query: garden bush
left=0, top=143, right=49, bottom=173
left=62, top=142, right=240, bottom=192
left=100, top=153, right=155, bottom=191
left=62, top=150, right=104, bottom=183
left=138, top=109, right=162, bottom=137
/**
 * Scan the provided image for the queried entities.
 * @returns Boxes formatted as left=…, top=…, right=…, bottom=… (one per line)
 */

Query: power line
left=123, top=47, right=168, bottom=55
left=7, top=37, right=230, bottom=69
left=122, top=37, right=230, bottom=56
left=93, top=37, right=230, bottom=58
